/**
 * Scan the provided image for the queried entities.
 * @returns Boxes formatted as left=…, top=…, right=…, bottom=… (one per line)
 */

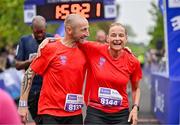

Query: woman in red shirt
left=79, top=23, right=142, bottom=125
left=37, top=19, right=142, bottom=125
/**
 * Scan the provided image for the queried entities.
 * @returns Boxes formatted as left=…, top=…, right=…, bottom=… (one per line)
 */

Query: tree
left=124, top=24, right=136, bottom=43
left=0, top=0, right=27, bottom=47
left=0, top=0, right=58, bottom=48
left=88, top=21, right=112, bottom=41
left=148, top=1, right=164, bottom=49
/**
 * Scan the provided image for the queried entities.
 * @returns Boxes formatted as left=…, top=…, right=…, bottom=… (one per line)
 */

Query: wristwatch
left=132, top=104, right=139, bottom=111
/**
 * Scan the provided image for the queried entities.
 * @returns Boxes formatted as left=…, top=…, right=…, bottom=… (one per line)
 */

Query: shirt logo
left=60, top=55, right=67, bottom=65
left=99, top=57, right=106, bottom=67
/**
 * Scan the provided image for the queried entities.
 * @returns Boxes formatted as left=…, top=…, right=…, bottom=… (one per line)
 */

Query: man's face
left=32, top=26, right=46, bottom=41
left=107, top=25, right=127, bottom=51
left=71, top=20, right=89, bottom=42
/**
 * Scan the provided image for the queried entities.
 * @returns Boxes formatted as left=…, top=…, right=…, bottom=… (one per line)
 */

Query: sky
left=116, top=0, right=158, bottom=45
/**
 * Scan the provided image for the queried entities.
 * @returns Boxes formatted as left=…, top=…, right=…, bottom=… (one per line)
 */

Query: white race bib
left=64, top=94, right=84, bottom=112
left=98, top=87, right=123, bottom=106
left=29, top=53, right=37, bottom=60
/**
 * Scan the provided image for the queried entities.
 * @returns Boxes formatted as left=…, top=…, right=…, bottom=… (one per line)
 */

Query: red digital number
left=96, top=3, right=101, bottom=17
left=55, top=3, right=94, bottom=20
left=56, top=4, right=70, bottom=19
left=81, top=3, right=90, bottom=18
left=71, top=4, right=82, bottom=15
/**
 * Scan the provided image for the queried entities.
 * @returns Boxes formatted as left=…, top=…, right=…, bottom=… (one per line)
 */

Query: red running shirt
left=30, top=39, right=86, bottom=116
left=79, top=41, right=142, bottom=113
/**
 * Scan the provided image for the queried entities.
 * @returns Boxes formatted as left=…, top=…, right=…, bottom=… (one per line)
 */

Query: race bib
left=64, top=94, right=84, bottom=112
left=98, top=87, right=123, bottom=106
left=29, top=53, right=37, bottom=60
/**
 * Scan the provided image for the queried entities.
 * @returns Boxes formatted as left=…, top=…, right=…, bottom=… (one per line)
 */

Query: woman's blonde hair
left=109, top=22, right=127, bottom=35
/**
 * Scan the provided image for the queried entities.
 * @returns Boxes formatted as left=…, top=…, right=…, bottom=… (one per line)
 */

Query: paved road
left=138, top=73, right=160, bottom=125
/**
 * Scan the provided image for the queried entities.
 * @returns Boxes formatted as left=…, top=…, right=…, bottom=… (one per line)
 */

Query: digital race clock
left=24, top=0, right=117, bottom=23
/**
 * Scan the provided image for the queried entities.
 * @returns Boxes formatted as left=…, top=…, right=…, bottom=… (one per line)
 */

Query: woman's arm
left=128, top=80, right=141, bottom=125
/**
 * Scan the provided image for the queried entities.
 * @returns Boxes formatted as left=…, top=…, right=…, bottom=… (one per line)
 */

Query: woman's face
left=107, top=25, right=127, bottom=51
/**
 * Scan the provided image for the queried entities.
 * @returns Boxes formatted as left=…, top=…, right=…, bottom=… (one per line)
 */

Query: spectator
left=96, top=30, right=106, bottom=43
left=0, top=88, right=21, bottom=124
left=15, top=15, right=53, bottom=124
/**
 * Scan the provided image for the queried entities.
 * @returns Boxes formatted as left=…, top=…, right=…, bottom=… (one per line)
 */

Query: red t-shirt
left=30, top=39, right=86, bottom=116
left=79, top=41, right=142, bottom=113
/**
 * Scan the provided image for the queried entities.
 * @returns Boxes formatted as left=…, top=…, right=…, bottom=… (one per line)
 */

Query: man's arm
left=15, top=53, right=37, bottom=70
left=15, top=60, right=32, bottom=70
left=20, top=67, right=35, bottom=99
left=15, top=37, right=37, bottom=70
left=18, top=67, right=35, bottom=123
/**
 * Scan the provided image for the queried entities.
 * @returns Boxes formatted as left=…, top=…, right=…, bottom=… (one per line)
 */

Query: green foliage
left=126, top=1, right=165, bottom=57
left=0, top=0, right=58, bottom=48
left=127, top=42, right=146, bottom=57
left=0, top=0, right=27, bottom=47
left=0, top=0, right=109, bottom=47
left=87, top=21, right=145, bottom=57
left=148, top=2, right=164, bottom=49
left=125, top=25, right=136, bottom=38
left=0, top=0, right=147, bottom=57
left=88, top=21, right=112, bottom=41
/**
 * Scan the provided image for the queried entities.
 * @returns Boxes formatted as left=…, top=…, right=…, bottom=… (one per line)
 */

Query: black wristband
left=132, top=104, right=139, bottom=111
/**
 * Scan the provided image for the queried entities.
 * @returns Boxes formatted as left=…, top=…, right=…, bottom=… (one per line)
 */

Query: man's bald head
left=32, top=15, right=46, bottom=29
left=64, top=14, right=88, bottom=28
left=64, top=14, right=89, bottom=42
left=31, top=15, right=47, bottom=41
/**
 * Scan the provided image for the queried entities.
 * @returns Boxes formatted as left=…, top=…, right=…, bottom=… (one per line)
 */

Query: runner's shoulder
left=123, top=47, right=137, bottom=59
left=42, top=37, right=60, bottom=50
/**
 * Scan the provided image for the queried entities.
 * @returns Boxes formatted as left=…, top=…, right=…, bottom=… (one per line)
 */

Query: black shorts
left=85, top=106, right=131, bottom=125
left=38, top=114, right=83, bottom=125
left=28, top=90, right=40, bottom=124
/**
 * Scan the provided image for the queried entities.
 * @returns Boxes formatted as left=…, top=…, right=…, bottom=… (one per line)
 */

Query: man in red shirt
left=18, top=14, right=89, bottom=124
left=37, top=17, right=141, bottom=125
left=78, top=23, right=142, bottom=125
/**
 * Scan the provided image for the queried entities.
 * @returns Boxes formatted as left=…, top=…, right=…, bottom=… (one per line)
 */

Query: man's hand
left=124, top=46, right=132, bottom=53
left=37, top=38, right=50, bottom=57
left=128, top=107, right=138, bottom=125
left=37, top=37, right=61, bottom=57
left=18, top=106, right=29, bottom=124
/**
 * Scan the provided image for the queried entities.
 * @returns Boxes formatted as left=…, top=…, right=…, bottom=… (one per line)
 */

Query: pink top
left=0, top=89, right=21, bottom=124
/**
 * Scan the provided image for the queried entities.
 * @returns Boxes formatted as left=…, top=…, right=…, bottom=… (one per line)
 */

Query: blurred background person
left=0, top=88, right=21, bottom=124
left=96, top=29, right=107, bottom=43
left=138, top=54, right=145, bottom=68
left=15, top=15, right=53, bottom=124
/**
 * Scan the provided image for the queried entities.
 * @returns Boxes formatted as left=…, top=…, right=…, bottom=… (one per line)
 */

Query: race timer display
left=24, top=0, right=116, bottom=23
